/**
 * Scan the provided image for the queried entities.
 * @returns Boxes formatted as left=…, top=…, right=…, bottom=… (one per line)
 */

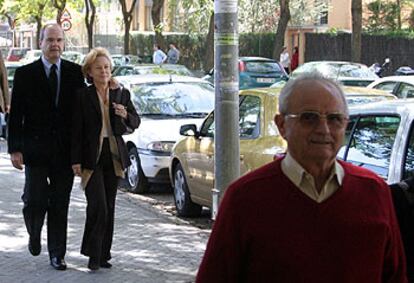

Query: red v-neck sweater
left=196, top=159, right=407, bottom=283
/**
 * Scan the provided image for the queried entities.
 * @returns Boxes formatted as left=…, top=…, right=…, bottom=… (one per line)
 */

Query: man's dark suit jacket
left=71, top=86, right=140, bottom=170
left=7, top=58, right=85, bottom=166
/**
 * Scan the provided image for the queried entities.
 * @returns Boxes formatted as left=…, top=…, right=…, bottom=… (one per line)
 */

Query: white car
left=339, top=98, right=414, bottom=183
left=367, top=75, right=414, bottom=99
left=115, top=74, right=215, bottom=193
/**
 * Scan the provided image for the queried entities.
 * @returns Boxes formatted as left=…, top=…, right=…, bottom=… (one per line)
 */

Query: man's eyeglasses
left=284, top=111, right=349, bottom=128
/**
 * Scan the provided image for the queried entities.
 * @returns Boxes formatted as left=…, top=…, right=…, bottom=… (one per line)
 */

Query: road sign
left=61, top=19, right=72, bottom=31
left=61, top=8, right=71, bottom=19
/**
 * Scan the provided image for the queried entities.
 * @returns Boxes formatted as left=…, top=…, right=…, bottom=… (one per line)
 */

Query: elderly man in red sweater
left=196, top=73, right=407, bottom=283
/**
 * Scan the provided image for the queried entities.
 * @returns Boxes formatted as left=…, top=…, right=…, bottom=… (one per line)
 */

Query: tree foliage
left=364, top=0, right=411, bottom=32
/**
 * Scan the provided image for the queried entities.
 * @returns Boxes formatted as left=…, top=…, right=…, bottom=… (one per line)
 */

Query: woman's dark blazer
left=71, top=85, right=140, bottom=170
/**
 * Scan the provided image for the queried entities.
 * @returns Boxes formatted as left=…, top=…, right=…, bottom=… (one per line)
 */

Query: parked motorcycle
left=369, top=57, right=391, bottom=77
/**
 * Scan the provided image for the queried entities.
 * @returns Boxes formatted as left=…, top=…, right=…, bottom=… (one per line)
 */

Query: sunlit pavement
left=0, top=140, right=210, bottom=283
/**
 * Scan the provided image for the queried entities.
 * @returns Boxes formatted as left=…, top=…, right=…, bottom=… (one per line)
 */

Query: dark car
left=203, top=57, right=288, bottom=89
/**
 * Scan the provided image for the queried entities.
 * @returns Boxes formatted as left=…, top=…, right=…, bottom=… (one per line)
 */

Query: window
left=239, top=95, right=261, bottom=138
left=396, top=83, right=414, bottom=99
left=403, top=124, right=414, bottom=179
left=341, top=115, right=400, bottom=179
left=199, top=95, right=261, bottom=139
left=374, top=82, right=397, bottom=93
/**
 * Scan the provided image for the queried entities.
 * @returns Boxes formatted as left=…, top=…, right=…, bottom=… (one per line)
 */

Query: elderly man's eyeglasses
left=284, top=111, right=348, bottom=128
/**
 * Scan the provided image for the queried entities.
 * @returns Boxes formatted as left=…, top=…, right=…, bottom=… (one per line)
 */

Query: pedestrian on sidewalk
left=279, top=46, right=290, bottom=74
left=291, top=46, right=299, bottom=72
left=71, top=47, right=140, bottom=271
left=153, top=44, right=167, bottom=65
left=196, top=73, right=407, bottom=282
left=167, top=43, right=180, bottom=64
left=7, top=23, right=86, bottom=270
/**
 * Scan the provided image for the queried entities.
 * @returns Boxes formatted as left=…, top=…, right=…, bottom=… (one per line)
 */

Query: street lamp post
left=212, top=0, right=240, bottom=220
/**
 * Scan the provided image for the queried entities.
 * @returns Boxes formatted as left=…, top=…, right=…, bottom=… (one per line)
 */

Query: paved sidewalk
left=0, top=152, right=210, bottom=283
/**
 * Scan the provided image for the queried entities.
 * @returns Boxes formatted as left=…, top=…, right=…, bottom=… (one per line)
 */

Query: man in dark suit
left=7, top=23, right=85, bottom=270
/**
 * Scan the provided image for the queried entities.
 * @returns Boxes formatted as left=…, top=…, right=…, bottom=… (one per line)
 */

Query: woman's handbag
left=112, top=87, right=134, bottom=135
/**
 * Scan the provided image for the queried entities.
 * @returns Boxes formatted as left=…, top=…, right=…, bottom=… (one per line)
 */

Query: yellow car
left=169, top=86, right=396, bottom=217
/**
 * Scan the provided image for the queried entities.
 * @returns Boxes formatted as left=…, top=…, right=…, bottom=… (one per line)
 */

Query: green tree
left=152, top=0, right=165, bottom=48
left=52, top=0, right=66, bottom=24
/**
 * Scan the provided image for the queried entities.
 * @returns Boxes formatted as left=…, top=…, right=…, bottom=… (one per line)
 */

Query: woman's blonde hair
left=82, top=47, right=113, bottom=83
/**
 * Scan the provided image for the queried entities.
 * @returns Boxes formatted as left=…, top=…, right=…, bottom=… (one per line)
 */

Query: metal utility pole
left=211, top=0, right=240, bottom=220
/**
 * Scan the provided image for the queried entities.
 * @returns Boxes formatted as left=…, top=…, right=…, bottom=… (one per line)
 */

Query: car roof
left=349, top=98, right=414, bottom=114
left=342, top=86, right=396, bottom=97
left=304, top=60, right=368, bottom=66
left=240, top=56, right=277, bottom=62
left=115, top=74, right=208, bottom=85
left=368, top=75, right=414, bottom=86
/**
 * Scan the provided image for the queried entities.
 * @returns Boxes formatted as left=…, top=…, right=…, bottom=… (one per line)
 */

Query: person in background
left=7, top=23, right=86, bottom=270
left=279, top=46, right=290, bottom=74
left=291, top=46, right=299, bottom=72
left=196, top=73, right=407, bottom=283
left=152, top=44, right=167, bottom=65
left=0, top=49, right=9, bottom=114
left=71, top=47, right=140, bottom=271
left=167, top=43, right=180, bottom=64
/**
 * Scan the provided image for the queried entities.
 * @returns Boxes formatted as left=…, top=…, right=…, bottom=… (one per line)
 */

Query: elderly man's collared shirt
left=281, top=153, right=344, bottom=203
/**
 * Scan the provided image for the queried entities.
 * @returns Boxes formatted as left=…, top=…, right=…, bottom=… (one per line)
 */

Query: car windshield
left=292, top=62, right=378, bottom=79
left=245, top=61, right=282, bottom=73
left=130, top=82, right=214, bottom=116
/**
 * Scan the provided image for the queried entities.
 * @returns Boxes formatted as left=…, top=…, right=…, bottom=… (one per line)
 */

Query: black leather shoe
left=50, top=257, right=67, bottom=271
left=100, top=261, right=112, bottom=268
left=88, top=257, right=100, bottom=271
left=28, top=237, right=41, bottom=256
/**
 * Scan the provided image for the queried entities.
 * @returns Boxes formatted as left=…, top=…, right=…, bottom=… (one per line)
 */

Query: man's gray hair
left=278, top=73, right=349, bottom=116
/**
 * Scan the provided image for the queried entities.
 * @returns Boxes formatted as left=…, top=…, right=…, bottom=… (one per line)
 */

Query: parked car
left=0, top=112, right=6, bottom=138
left=5, top=61, right=22, bottom=91
left=113, top=64, right=194, bottom=77
left=288, top=61, right=379, bottom=87
left=61, top=51, right=84, bottom=64
left=20, top=49, right=42, bottom=64
left=203, top=57, right=288, bottom=89
left=115, top=74, right=215, bottom=194
left=111, top=54, right=142, bottom=69
left=338, top=98, right=414, bottom=183
left=367, top=76, right=414, bottom=99
left=169, top=86, right=396, bottom=217
left=6, top=47, right=30, bottom=62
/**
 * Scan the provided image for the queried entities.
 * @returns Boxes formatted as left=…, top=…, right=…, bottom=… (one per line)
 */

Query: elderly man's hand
left=10, top=152, right=24, bottom=170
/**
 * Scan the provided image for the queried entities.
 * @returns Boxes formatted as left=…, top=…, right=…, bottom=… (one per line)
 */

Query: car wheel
left=173, top=163, right=202, bottom=217
left=126, top=147, right=149, bottom=194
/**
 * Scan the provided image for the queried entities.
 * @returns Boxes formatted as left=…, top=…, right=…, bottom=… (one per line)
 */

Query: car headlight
left=140, top=141, right=176, bottom=156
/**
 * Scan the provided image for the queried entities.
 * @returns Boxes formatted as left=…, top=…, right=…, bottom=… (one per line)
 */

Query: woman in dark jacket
left=71, top=47, right=140, bottom=270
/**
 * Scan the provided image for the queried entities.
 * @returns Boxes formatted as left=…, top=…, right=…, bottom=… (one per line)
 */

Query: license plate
left=257, top=77, right=276, bottom=83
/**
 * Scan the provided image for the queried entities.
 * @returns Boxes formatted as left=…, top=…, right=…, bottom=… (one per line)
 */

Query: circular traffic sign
left=61, top=19, right=72, bottom=31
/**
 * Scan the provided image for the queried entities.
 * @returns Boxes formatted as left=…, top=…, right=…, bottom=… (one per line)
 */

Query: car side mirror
left=180, top=124, right=199, bottom=137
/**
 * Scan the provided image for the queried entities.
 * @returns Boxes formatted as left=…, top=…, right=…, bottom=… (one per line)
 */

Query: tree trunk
left=351, top=0, right=362, bottom=62
left=151, top=0, right=165, bottom=48
left=396, top=0, right=401, bottom=30
left=84, top=0, right=96, bottom=51
left=272, top=0, right=290, bottom=60
left=204, top=12, right=214, bottom=72
left=119, top=0, right=138, bottom=54
left=52, top=0, right=66, bottom=25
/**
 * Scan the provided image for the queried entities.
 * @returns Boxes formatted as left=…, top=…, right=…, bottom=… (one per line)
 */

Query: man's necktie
left=49, top=64, right=58, bottom=105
